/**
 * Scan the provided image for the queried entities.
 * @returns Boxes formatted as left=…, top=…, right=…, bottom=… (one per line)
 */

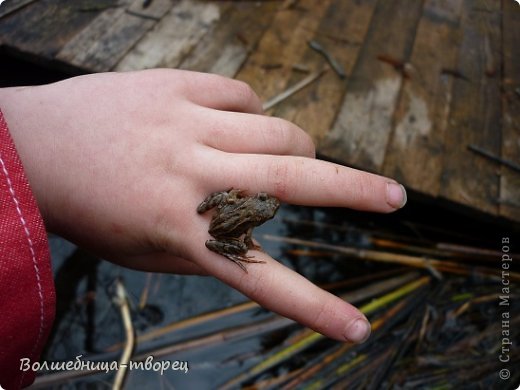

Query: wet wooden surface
left=1, top=0, right=519, bottom=222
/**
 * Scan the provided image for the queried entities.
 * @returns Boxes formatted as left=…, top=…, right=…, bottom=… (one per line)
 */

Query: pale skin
left=0, top=69, right=407, bottom=344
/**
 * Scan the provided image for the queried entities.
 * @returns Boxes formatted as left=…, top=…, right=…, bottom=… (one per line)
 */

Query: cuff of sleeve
left=0, top=108, right=56, bottom=389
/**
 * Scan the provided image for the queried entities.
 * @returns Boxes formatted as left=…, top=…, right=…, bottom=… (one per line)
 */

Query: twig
left=262, top=68, right=327, bottom=110
left=137, top=316, right=293, bottom=360
left=308, top=40, right=347, bottom=79
left=262, top=234, right=520, bottom=282
left=112, top=279, right=135, bottom=390
left=435, top=242, right=514, bottom=260
left=338, top=272, right=420, bottom=304
left=125, top=9, right=161, bottom=21
left=377, top=54, right=413, bottom=78
left=441, top=68, right=470, bottom=81
left=468, top=144, right=520, bottom=173
left=106, top=300, right=259, bottom=351
left=283, top=217, right=502, bottom=262
left=138, top=272, right=152, bottom=310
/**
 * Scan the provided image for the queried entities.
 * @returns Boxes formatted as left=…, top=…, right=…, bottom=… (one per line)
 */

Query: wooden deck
left=1, top=0, right=519, bottom=222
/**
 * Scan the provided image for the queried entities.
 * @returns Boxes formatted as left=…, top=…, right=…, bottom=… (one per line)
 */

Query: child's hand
left=0, top=69, right=406, bottom=343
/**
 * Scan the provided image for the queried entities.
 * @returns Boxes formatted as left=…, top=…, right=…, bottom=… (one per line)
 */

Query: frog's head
left=254, top=193, right=280, bottom=220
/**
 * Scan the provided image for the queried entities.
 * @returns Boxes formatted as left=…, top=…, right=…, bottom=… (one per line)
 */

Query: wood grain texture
left=499, top=0, right=520, bottom=220
left=0, top=0, right=37, bottom=19
left=115, top=0, right=221, bottom=71
left=273, top=0, right=377, bottom=145
left=56, top=5, right=126, bottom=70
left=322, top=0, right=425, bottom=172
left=57, top=0, right=173, bottom=72
left=0, top=0, right=517, bottom=222
left=382, top=0, right=464, bottom=196
left=179, top=1, right=278, bottom=78
left=439, top=0, right=502, bottom=215
left=0, top=0, right=101, bottom=59
left=235, top=0, right=333, bottom=102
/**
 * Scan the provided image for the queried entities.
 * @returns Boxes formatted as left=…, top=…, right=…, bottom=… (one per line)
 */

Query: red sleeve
left=0, top=109, right=55, bottom=389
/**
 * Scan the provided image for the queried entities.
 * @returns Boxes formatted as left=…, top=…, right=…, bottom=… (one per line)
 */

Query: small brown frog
left=197, top=189, right=280, bottom=272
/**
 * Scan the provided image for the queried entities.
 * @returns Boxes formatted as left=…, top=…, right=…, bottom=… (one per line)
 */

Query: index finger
left=203, top=153, right=407, bottom=213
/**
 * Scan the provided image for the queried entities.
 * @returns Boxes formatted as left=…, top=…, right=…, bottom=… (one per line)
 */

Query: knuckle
left=351, top=174, right=375, bottom=206
left=266, top=118, right=292, bottom=148
left=262, top=118, right=316, bottom=157
left=232, top=80, right=262, bottom=111
left=265, top=159, right=293, bottom=198
left=299, top=130, right=316, bottom=158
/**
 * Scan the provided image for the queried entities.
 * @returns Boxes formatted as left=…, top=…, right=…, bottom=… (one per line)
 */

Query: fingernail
left=386, top=182, right=407, bottom=209
left=344, top=318, right=371, bottom=343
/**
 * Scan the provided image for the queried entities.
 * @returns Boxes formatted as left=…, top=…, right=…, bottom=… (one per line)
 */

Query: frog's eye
left=258, top=193, right=269, bottom=201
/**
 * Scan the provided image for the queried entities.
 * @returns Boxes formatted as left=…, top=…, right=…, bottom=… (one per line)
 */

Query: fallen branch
left=262, top=67, right=327, bottom=110
left=112, top=280, right=135, bottom=390
left=263, top=235, right=520, bottom=282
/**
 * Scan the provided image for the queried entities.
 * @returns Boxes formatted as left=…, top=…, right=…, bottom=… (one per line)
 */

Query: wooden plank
left=0, top=0, right=37, bottom=19
left=55, top=5, right=126, bottom=71
left=115, top=0, right=221, bottom=71
left=56, top=0, right=172, bottom=72
left=235, top=0, right=333, bottom=102
left=499, top=0, right=520, bottom=220
left=0, top=0, right=103, bottom=59
left=179, top=1, right=279, bottom=78
left=382, top=0, right=464, bottom=196
left=439, top=0, right=502, bottom=215
left=321, top=0, right=425, bottom=172
left=272, top=0, right=377, bottom=145
left=126, top=0, right=172, bottom=20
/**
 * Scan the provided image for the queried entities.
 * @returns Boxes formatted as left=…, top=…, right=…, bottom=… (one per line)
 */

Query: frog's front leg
left=205, top=238, right=265, bottom=272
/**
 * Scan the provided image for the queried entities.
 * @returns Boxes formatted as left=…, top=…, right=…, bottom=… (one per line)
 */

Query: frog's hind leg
left=197, top=191, right=228, bottom=213
left=205, top=238, right=264, bottom=273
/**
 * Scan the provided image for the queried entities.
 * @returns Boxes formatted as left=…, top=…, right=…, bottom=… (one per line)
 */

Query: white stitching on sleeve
left=0, top=153, right=45, bottom=386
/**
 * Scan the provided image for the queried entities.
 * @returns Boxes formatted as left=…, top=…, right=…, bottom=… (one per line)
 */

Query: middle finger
left=196, top=109, right=316, bottom=158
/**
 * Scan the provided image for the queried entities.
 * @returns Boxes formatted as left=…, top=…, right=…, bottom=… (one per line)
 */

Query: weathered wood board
left=439, top=0, right=502, bottom=216
left=179, top=1, right=279, bottom=78
left=383, top=0, right=464, bottom=197
left=0, top=0, right=102, bottom=58
left=235, top=0, right=334, bottom=102
left=57, top=0, right=174, bottom=72
left=500, top=0, right=520, bottom=221
left=115, top=0, right=221, bottom=71
left=321, top=0, right=425, bottom=173
left=0, top=0, right=518, bottom=223
left=273, top=0, right=378, bottom=145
